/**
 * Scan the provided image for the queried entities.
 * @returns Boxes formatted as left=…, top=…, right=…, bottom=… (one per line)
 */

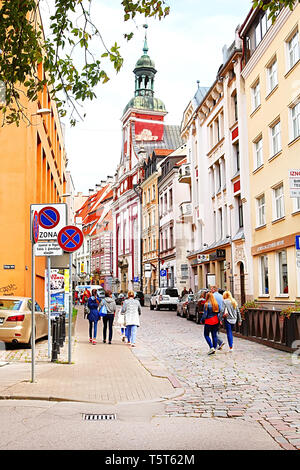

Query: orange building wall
left=0, top=89, right=67, bottom=308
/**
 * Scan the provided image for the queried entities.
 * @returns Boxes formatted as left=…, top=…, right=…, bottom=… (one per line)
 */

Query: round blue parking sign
left=39, top=206, right=60, bottom=229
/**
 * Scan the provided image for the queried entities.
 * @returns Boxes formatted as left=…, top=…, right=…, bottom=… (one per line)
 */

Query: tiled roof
left=132, top=122, right=183, bottom=158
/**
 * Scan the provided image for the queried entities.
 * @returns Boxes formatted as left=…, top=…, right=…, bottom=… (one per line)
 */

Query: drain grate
left=82, top=413, right=116, bottom=421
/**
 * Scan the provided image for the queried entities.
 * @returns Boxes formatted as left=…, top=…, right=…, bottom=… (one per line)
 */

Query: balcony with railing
left=178, top=164, right=191, bottom=184
left=179, top=201, right=192, bottom=221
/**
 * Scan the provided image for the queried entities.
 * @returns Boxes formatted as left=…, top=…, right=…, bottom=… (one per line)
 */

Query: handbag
left=98, top=300, right=107, bottom=317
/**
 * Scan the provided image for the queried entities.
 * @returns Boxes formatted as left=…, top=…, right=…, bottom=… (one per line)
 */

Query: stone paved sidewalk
left=136, top=308, right=300, bottom=450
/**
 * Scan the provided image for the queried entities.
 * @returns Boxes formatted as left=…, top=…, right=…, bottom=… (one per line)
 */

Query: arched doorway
left=239, top=262, right=246, bottom=306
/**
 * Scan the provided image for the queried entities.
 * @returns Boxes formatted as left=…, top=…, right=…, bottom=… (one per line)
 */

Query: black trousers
left=102, top=314, right=114, bottom=342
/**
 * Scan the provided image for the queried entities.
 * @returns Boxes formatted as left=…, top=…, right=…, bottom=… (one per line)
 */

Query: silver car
left=0, top=296, right=48, bottom=346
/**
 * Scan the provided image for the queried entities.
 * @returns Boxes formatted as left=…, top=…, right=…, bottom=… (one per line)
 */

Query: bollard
left=59, top=314, right=64, bottom=347
left=51, top=317, right=60, bottom=362
left=61, top=313, right=66, bottom=344
left=51, top=319, right=58, bottom=362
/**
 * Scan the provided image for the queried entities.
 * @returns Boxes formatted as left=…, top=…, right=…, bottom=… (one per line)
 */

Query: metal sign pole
left=47, top=256, right=51, bottom=359
left=31, top=240, right=36, bottom=383
left=68, top=252, right=72, bottom=364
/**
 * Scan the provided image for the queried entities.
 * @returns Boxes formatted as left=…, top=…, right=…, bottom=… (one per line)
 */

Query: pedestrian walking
left=121, top=290, right=141, bottom=347
left=82, top=287, right=91, bottom=319
left=201, top=292, right=220, bottom=355
left=221, top=291, right=242, bottom=351
left=101, top=290, right=117, bottom=344
left=210, top=285, right=225, bottom=350
left=87, top=289, right=100, bottom=344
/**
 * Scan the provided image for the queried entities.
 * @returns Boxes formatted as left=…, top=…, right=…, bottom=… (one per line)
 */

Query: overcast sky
left=42, top=0, right=252, bottom=194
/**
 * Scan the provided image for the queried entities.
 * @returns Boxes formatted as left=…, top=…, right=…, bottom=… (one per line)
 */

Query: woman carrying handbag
left=87, top=289, right=100, bottom=344
left=221, top=291, right=242, bottom=352
left=99, top=290, right=117, bottom=344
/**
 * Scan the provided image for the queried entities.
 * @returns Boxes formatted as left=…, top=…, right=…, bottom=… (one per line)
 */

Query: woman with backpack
left=87, top=289, right=100, bottom=344
left=221, top=291, right=242, bottom=352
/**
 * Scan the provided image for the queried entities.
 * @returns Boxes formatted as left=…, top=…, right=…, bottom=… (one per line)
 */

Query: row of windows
left=251, top=30, right=299, bottom=113
left=252, top=102, right=300, bottom=171
left=256, top=186, right=300, bottom=228
left=143, top=184, right=156, bottom=204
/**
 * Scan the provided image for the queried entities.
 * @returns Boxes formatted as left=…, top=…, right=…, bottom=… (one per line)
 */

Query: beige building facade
left=240, top=4, right=300, bottom=307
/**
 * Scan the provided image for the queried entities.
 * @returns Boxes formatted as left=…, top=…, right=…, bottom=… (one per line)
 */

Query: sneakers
left=208, top=348, right=215, bottom=355
left=89, top=338, right=92, bottom=343
left=217, top=341, right=225, bottom=350
left=228, top=347, right=233, bottom=352
left=92, top=339, right=97, bottom=345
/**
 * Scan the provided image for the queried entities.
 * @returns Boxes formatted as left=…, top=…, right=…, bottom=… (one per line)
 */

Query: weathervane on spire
left=143, top=24, right=148, bottom=55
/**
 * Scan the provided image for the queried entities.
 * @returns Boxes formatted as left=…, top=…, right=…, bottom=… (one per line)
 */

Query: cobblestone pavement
left=137, top=307, right=300, bottom=450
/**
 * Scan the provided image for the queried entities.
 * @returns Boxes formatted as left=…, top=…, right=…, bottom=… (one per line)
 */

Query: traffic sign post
left=30, top=203, right=67, bottom=361
left=58, top=225, right=83, bottom=363
left=30, top=210, right=39, bottom=383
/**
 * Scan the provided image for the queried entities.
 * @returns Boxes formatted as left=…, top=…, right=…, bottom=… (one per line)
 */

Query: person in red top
left=201, top=292, right=220, bottom=355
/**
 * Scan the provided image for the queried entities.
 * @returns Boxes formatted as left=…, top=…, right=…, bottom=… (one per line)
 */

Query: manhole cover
left=82, top=413, right=116, bottom=421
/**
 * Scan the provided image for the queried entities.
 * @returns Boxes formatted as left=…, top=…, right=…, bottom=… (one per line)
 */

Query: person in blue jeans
left=201, top=292, right=220, bottom=355
left=121, top=290, right=141, bottom=347
left=221, top=291, right=242, bottom=351
left=87, top=289, right=100, bottom=344
left=211, top=286, right=225, bottom=350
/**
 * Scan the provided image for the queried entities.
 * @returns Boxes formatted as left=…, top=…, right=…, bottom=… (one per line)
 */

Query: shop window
left=259, top=255, right=269, bottom=295
left=277, top=250, right=288, bottom=294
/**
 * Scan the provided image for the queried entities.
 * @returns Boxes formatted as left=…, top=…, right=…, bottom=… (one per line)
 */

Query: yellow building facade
left=141, top=165, right=160, bottom=294
left=0, top=26, right=67, bottom=307
left=240, top=5, right=300, bottom=306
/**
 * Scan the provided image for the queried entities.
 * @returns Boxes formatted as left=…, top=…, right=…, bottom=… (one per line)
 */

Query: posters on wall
left=45, top=269, right=69, bottom=317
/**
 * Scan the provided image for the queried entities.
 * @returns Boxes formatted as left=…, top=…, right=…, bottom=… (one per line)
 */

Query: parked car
left=116, top=293, right=126, bottom=305
left=186, top=288, right=208, bottom=323
left=134, top=291, right=144, bottom=306
left=150, top=288, right=179, bottom=311
left=0, top=296, right=48, bottom=346
left=176, top=294, right=194, bottom=318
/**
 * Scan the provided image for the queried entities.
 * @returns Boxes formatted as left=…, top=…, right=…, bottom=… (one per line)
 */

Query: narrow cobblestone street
left=136, top=306, right=300, bottom=450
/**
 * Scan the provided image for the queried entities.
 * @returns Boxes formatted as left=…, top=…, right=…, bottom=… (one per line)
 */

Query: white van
left=149, top=287, right=179, bottom=311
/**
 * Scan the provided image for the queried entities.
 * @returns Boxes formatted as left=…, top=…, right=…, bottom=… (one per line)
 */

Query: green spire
left=143, top=24, right=148, bottom=54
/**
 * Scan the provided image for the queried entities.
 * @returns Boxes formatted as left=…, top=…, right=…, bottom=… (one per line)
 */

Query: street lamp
left=226, top=234, right=234, bottom=295
left=32, top=108, right=51, bottom=116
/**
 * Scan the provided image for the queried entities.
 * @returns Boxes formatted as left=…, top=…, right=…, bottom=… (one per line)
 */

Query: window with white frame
left=152, top=184, right=156, bottom=200
left=256, top=194, right=266, bottom=227
left=270, top=120, right=281, bottom=156
left=277, top=250, right=288, bottom=294
left=259, top=255, right=269, bottom=295
left=291, top=101, right=300, bottom=140
left=273, top=184, right=285, bottom=220
left=293, top=197, right=300, bottom=212
left=252, top=81, right=261, bottom=111
left=287, top=30, right=299, bottom=70
left=267, top=59, right=278, bottom=93
left=254, top=136, right=263, bottom=169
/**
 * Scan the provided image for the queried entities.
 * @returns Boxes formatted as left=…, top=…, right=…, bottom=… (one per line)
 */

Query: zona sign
left=58, top=226, right=83, bottom=253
